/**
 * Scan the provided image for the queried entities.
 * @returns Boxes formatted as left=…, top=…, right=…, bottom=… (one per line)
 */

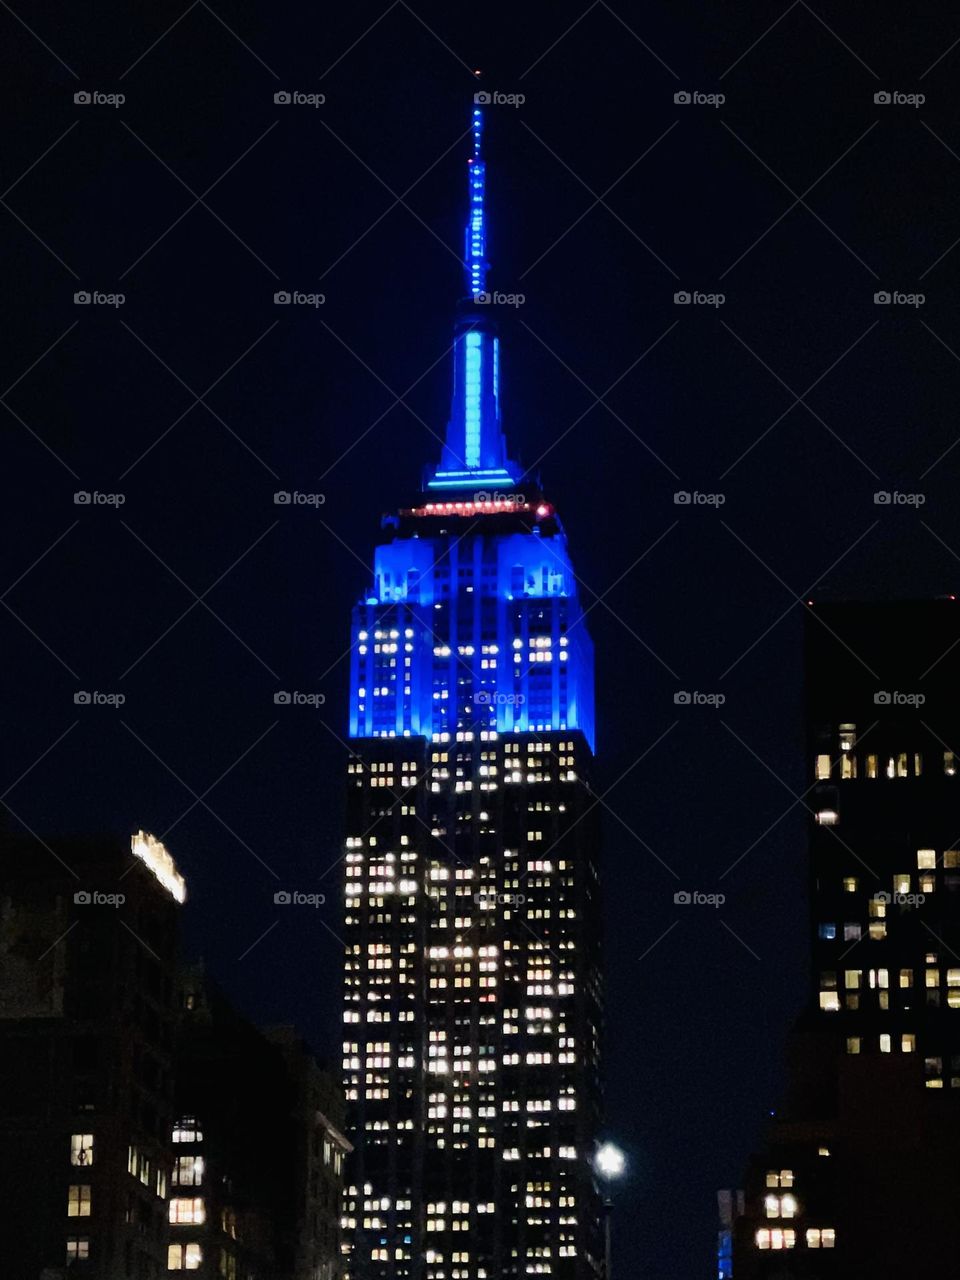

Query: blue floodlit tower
left=341, top=105, right=604, bottom=1280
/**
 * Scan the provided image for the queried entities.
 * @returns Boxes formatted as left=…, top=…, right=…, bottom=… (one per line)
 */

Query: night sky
left=4, top=2, right=960, bottom=1275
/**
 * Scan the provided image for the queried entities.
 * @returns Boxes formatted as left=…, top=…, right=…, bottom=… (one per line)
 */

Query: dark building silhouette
left=733, top=601, right=960, bottom=1275
left=172, top=963, right=349, bottom=1279
left=341, top=106, right=604, bottom=1280
left=0, top=829, right=185, bottom=1280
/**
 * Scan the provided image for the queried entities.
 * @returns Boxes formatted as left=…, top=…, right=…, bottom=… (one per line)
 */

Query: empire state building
left=341, top=105, right=605, bottom=1280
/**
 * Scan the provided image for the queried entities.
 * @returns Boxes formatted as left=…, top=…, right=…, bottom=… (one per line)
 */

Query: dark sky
left=4, top=2, right=960, bottom=1275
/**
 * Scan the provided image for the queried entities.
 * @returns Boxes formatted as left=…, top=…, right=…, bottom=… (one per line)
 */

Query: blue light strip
left=463, top=331, right=482, bottom=466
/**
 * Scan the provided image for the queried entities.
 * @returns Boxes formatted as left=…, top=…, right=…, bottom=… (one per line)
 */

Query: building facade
left=733, top=601, right=960, bottom=1275
left=0, top=829, right=185, bottom=1280
left=341, top=107, right=604, bottom=1280
left=172, top=965, right=349, bottom=1279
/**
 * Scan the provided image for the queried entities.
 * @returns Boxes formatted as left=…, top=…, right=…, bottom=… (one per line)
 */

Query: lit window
left=815, top=754, right=831, bottom=780
left=173, top=1118, right=203, bottom=1143
left=66, top=1238, right=90, bottom=1262
left=807, top=1227, right=836, bottom=1248
left=70, top=1133, right=94, bottom=1167
left=174, top=1154, right=204, bottom=1186
left=169, top=1197, right=205, bottom=1225
left=918, top=849, right=937, bottom=869
left=67, top=1185, right=91, bottom=1217
left=756, top=1228, right=795, bottom=1249
left=168, top=1243, right=203, bottom=1270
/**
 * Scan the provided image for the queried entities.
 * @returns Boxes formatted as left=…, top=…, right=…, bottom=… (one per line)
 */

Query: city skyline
left=5, top=3, right=960, bottom=1275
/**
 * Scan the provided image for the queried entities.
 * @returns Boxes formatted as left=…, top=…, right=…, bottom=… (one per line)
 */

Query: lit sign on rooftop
left=131, top=829, right=187, bottom=903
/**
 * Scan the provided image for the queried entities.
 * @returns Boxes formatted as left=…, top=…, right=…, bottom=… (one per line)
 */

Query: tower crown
left=427, top=105, right=522, bottom=492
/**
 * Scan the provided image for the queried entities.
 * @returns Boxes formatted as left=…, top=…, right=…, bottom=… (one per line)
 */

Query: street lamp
left=594, top=1142, right=626, bottom=1278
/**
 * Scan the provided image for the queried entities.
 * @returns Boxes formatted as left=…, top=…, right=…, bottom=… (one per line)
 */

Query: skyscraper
left=341, top=106, right=604, bottom=1280
left=732, top=601, right=960, bottom=1276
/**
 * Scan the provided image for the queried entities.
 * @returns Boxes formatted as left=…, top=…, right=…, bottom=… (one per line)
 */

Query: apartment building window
left=70, top=1133, right=94, bottom=1167
left=67, top=1185, right=91, bottom=1217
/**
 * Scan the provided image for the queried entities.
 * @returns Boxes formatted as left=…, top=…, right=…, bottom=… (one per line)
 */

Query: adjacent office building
left=733, top=601, right=960, bottom=1275
left=172, top=964, right=349, bottom=1279
left=341, top=107, right=604, bottom=1279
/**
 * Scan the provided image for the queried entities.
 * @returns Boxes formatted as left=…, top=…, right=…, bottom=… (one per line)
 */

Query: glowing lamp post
left=594, top=1142, right=626, bottom=1278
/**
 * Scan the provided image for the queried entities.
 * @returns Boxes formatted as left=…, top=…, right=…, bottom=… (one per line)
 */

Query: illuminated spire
left=427, top=103, right=522, bottom=492
left=465, top=106, right=488, bottom=299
